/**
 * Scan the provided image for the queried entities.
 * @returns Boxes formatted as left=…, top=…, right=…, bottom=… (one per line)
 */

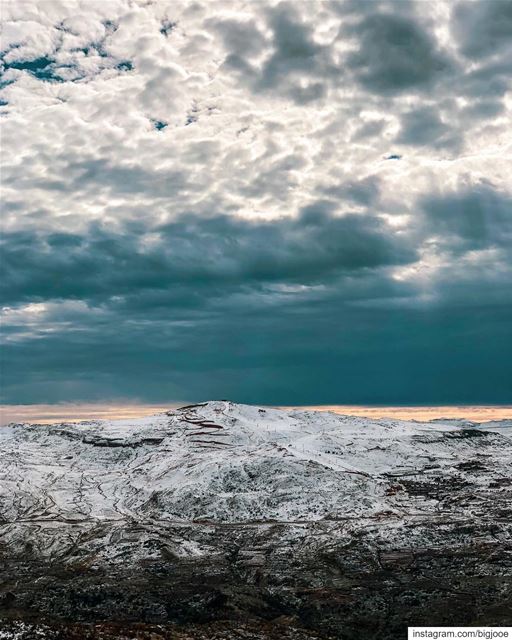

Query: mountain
left=1, top=401, right=511, bottom=639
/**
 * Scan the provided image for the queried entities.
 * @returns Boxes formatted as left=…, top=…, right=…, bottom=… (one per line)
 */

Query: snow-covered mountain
left=1, top=402, right=511, bottom=638
left=1, top=401, right=511, bottom=553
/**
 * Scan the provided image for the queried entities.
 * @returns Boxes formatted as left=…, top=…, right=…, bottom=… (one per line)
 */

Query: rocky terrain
left=0, top=401, right=511, bottom=639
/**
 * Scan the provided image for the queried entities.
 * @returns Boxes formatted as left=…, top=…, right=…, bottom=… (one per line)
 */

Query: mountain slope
left=0, top=401, right=511, bottom=638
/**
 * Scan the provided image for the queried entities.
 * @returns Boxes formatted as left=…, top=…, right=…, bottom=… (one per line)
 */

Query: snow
left=1, top=401, right=510, bottom=563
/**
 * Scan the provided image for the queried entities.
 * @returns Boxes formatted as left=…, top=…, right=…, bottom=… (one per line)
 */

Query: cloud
left=319, top=176, right=381, bottom=206
left=420, top=183, right=512, bottom=253
left=2, top=284, right=511, bottom=406
left=1, top=205, right=417, bottom=307
left=344, top=12, right=453, bottom=95
left=215, top=2, right=338, bottom=103
left=0, top=0, right=511, bottom=405
left=452, top=0, right=512, bottom=60
left=396, top=106, right=461, bottom=150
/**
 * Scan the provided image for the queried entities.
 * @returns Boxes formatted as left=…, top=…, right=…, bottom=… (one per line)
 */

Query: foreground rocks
left=0, top=402, right=511, bottom=638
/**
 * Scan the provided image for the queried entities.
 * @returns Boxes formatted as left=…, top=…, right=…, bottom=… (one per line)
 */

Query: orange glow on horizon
left=0, top=403, right=510, bottom=426
left=285, top=405, right=512, bottom=422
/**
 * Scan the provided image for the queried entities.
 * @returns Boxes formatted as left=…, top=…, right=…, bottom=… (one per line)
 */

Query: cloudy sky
left=1, top=0, right=511, bottom=406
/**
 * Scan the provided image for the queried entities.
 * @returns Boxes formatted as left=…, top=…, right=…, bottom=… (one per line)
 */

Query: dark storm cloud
left=421, top=184, right=512, bottom=253
left=344, top=12, right=453, bottom=95
left=216, top=4, right=454, bottom=102
left=460, top=97, right=506, bottom=122
left=338, top=3, right=510, bottom=150
left=211, top=0, right=512, bottom=146
left=255, top=3, right=332, bottom=94
left=215, top=2, right=337, bottom=103
left=452, top=0, right=512, bottom=59
left=396, top=106, right=462, bottom=151
left=2, top=286, right=511, bottom=406
left=3, top=183, right=511, bottom=406
left=0, top=205, right=416, bottom=307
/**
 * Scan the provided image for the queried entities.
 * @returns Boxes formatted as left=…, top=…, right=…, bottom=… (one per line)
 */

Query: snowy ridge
left=0, top=401, right=511, bottom=563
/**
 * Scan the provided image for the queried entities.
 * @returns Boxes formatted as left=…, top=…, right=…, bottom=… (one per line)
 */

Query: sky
left=0, top=0, right=511, bottom=407
left=1, top=403, right=511, bottom=427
